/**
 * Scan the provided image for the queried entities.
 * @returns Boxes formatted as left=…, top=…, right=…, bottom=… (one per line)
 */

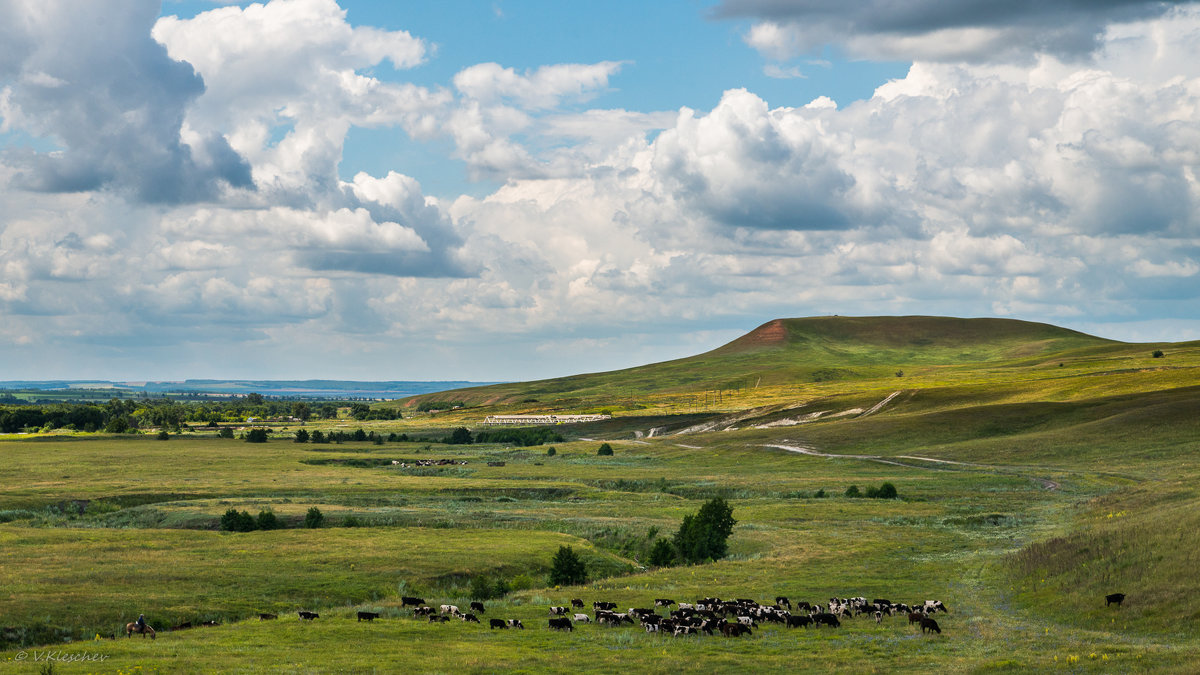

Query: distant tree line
left=0, top=396, right=396, bottom=434
left=440, top=426, right=564, bottom=446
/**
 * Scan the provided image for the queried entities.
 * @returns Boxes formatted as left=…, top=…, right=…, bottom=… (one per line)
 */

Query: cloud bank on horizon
left=1, top=0, right=1198, bottom=380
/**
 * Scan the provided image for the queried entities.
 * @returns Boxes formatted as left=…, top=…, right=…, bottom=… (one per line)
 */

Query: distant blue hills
left=0, top=380, right=500, bottom=400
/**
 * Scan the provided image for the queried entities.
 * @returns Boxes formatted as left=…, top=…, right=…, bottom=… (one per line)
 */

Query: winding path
left=763, top=443, right=1060, bottom=490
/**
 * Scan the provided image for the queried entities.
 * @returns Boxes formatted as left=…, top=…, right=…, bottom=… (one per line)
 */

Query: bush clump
left=220, top=508, right=256, bottom=532
left=304, top=507, right=324, bottom=529
left=597, top=443, right=614, bottom=456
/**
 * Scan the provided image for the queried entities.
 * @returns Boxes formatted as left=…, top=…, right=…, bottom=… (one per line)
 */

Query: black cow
left=1106, top=593, right=1126, bottom=608
left=489, top=618, right=507, bottom=629
left=720, top=622, right=751, bottom=637
left=548, top=617, right=573, bottom=631
left=171, top=622, right=192, bottom=631
left=813, top=613, right=840, bottom=628
left=507, top=619, right=524, bottom=629
left=298, top=611, right=319, bottom=620
left=921, top=617, right=942, bottom=634
left=401, top=596, right=426, bottom=607
left=470, top=601, right=486, bottom=614
left=571, top=598, right=585, bottom=608
left=775, top=596, right=791, bottom=609
left=428, top=615, right=450, bottom=623
left=785, top=615, right=812, bottom=628
left=258, top=613, right=277, bottom=621
left=357, top=611, right=380, bottom=622
left=461, top=613, right=480, bottom=623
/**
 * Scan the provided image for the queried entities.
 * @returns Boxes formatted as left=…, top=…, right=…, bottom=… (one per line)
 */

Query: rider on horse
left=136, top=614, right=146, bottom=632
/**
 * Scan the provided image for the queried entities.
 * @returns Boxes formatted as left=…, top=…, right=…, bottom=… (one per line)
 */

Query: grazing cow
left=201, top=620, right=220, bottom=627
left=489, top=618, right=507, bottom=629
left=924, top=600, right=948, bottom=613
left=908, top=612, right=925, bottom=626
left=875, top=611, right=883, bottom=624
left=357, top=611, right=380, bottom=622
left=428, top=615, right=450, bottom=623
left=720, top=623, right=751, bottom=637
left=548, top=617, right=573, bottom=631
left=794, top=601, right=811, bottom=611
left=813, top=613, right=840, bottom=628
left=440, top=604, right=460, bottom=616
left=1106, top=593, right=1126, bottom=608
left=571, top=598, right=585, bottom=608
left=785, top=615, right=812, bottom=628
left=573, top=614, right=591, bottom=623
left=413, top=606, right=435, bottom=616
left=873, top=598, right=891, bottom=606
left=775, top=596, right=791, bottom=609
left=507, top=619, right=524, bottom=629
left=470, top=601, right=486, bottom=614
left=920, top=617, right=942, bottom=634
left=171, top=622, right=192, bottom=631
left=461, top=613, right=480, bottom=623
left=654, top=598, right=676, bottom=607
left=258, top=613, right=277, bottom=621
left=593, top=601, right=616, bottom=611
left=549, top=606, right=568, bottom=616
left=298, top=611, right=319, bottom=620
left=401, top=596, right=426, bottom=608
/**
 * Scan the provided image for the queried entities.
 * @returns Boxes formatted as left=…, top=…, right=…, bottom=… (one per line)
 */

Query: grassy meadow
left=2, top=316, right=1199, bottom=672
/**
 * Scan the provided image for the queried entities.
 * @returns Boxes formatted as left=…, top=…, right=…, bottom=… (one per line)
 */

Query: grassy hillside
left=3, top=315, right=1200, bottom=672
left=400, top=316, right=1124, bottom=410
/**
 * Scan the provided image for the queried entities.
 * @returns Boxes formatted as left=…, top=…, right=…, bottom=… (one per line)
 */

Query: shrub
left=877, top=482, right=898, bottom=499
left=673, top=497, right=736, bottom=564
left=342, top=514, right=361, bottom=527
left=155, top=430, right=170, bottom=440
left=597, top=443, right=614, bottom=456
left=310, top=430, right=326, bottom=443
left=548, top=545, right=587, bottom=586
left=352, top=428, right=367, bottom=442
left=1153, top=350, right=1165, bottom=358
left=844, top=485, right=861, bottom=498
left=256, top=510, right=280, bottom=530
left=294, top=429, right=309, bottom=443
left=470, top=575, right=499, bottom=600
left=245, top=428, right=268, bottom=443
left=217, top=427, right=234, bottom=439
left=304, top=507, right=324, bottom=529
left=446, top=427, right=473, bottom=445
left=546, top=446, right=556, bottom=456
left=814, top=489, right=826, bottom=498
left=648, top=538, right=676, bottom=567
left=220, top=508, right=255, bottom=532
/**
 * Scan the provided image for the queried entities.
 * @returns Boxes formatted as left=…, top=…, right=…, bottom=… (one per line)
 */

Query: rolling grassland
left=2, top=317, right=1198, bottom=672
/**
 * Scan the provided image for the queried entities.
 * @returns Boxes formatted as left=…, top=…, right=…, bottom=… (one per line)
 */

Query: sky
left=1, top=0, right=1199, bottom=382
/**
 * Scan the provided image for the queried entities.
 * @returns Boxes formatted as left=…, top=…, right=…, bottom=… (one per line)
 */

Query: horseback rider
left=136, top=614, right=146, bottom=632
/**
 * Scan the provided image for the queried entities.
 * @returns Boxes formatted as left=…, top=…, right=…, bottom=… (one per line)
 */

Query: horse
left=126, top=622, right=156, bottom=640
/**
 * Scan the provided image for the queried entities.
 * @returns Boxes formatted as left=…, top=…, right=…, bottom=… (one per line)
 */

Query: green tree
left=294, top=429, right=309, bottom=443
left=877, top=482, right=898, bottom=499
left=447, top=427, right=473, bottom=445
left=220, top=508, right=255, bottom=532
left=548, top=545, right=587, bottom=586
left=648, top=538, right=676, bottom=567
left=1153, top=350, right=1165, bottom=358
left=844, top=485, right=861, bottom=498
left=245, top=393, right=265, bottom=406
left=155, top=430, right=170, bottom=440
left=217, top=427, right=234, bottom=439
left=245, top=428, right=268, bottom=443
left=104, top=416, right=129, bottom=434
left=256, top=509, right=280, bottom=530
left=350, top=403, right=371, bottom=420
left=470, top=575, right=496, bottom=600
left=304, top=507, right=324, bottom=529
left=546, top=446, right=556, bottom=456
left=672, top=497, right=736, bottom=564
left=291, top=402, right=311, bottom=421
left=319, top=404, right=338, bottom=419
left=310, top=430, right=326, bottom=443
left=352, top=428, right=367, bottom=442
left=597, top=443, right=613, bottom=456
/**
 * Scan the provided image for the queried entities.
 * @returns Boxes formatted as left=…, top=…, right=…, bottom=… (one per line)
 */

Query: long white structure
left=482, top=414, right=611, bottom=425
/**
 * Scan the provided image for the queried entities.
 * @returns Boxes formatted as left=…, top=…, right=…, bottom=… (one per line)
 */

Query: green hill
left=403, top=315, right=1123, bottom=409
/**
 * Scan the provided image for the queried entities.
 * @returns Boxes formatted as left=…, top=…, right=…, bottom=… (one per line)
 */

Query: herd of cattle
left=279, top=594, right=950, bottom=638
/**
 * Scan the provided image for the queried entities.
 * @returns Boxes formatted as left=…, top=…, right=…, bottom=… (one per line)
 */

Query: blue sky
left=1, top=0, right=1199, bottom=381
